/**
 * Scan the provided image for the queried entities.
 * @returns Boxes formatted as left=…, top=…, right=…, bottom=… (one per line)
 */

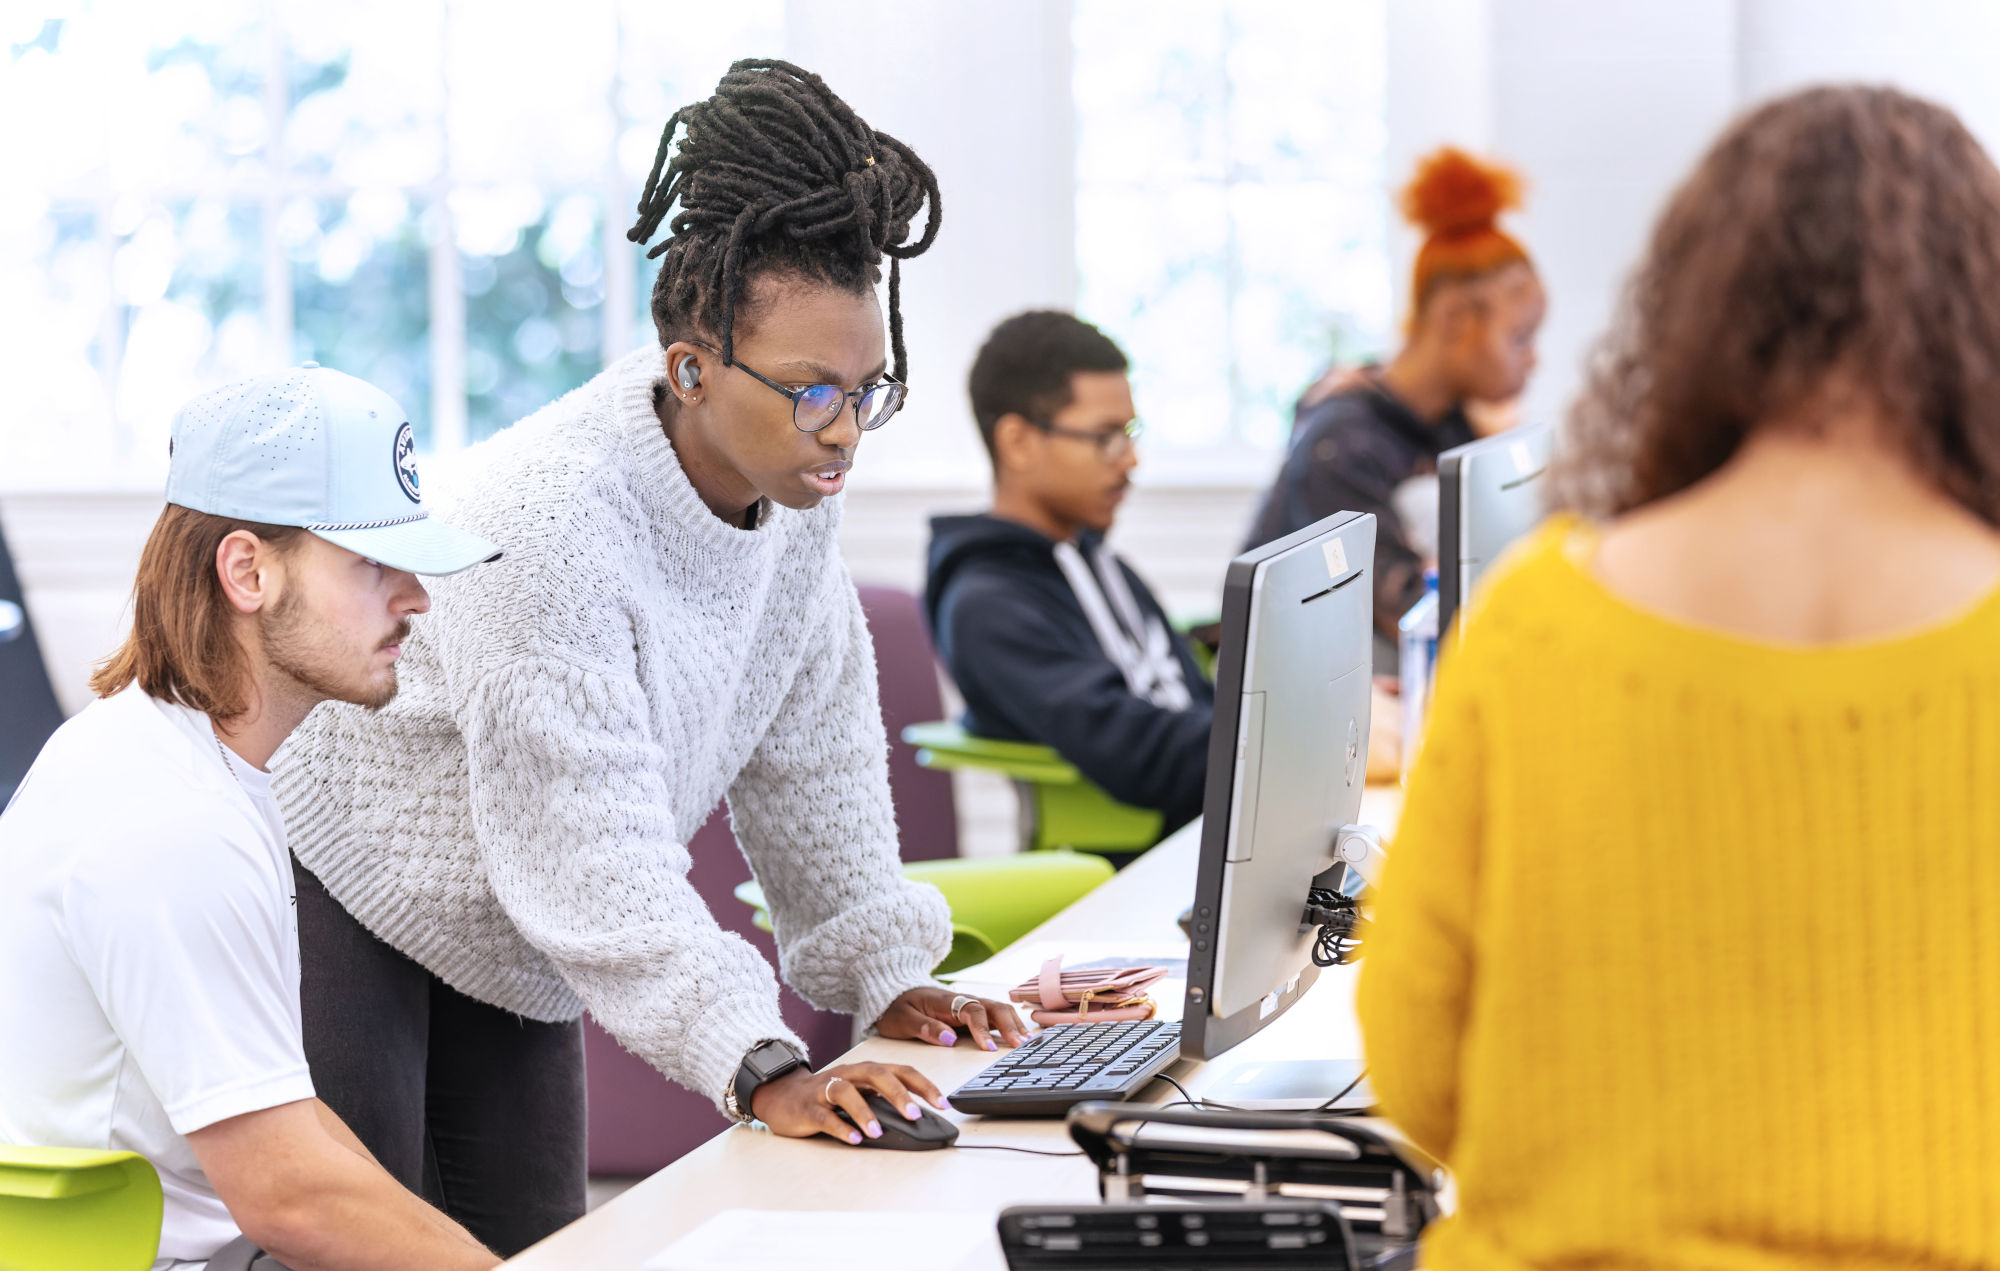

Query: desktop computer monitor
left=1181, top=511, right=1376, bottom=1062
left=1437, top=422, right=1556, bottom=639
left=0, top=514, right=65, bottom=809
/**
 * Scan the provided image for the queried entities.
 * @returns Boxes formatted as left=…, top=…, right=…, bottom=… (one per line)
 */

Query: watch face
left=750, top=1040, right=799, bottom=1079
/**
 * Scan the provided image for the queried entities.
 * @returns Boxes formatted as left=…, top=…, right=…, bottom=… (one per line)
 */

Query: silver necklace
left=213, top=726, right=248, bottom=793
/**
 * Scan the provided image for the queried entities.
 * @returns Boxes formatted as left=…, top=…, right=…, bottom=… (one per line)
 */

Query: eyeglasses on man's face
left=1023, top=416, right=1144, bottom=461
left=727, top=356, right=907, bottom=434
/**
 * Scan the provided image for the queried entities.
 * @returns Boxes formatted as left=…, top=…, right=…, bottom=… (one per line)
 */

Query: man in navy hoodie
left=925, top=311, right=1214, bottom=837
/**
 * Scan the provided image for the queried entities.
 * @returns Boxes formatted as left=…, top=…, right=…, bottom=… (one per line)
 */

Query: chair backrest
left=0, top=512, right=66, bottom=809
left=0, top=1146, right=163, bottom=1271
left=856, top=583, right=957, bottom=862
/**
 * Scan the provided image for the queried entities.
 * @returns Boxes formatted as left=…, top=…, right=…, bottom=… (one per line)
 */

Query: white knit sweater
left=274, top=346, right=952, bottom=1110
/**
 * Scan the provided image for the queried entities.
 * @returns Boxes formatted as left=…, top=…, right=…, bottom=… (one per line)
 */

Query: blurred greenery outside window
left=0, top=0, right=779, bottom=488
left=1073, top=0, right=1391, bottom=459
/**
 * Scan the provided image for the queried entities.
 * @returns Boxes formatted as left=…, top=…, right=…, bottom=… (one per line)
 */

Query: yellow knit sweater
left=1358, top=517, right=2000, bottom=1270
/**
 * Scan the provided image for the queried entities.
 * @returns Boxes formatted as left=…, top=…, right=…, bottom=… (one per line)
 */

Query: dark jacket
left=1246, top=381, right=1474, bottom=646
left=923, top=514, right=1214, bottom=835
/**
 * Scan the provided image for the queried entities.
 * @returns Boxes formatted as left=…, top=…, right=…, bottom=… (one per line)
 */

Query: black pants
left=293, top=857, right=587, bottom=1258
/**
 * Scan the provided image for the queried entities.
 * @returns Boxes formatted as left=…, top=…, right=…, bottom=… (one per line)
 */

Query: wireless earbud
left=677, top=359, right=701, bottom=392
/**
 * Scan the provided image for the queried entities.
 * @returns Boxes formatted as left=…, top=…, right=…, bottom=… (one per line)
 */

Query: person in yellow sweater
left=1357, top=85, right=2000, bottom=1269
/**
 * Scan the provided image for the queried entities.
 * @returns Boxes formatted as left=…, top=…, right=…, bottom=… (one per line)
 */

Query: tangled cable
left=1305, top=885, right=1367, bottom=967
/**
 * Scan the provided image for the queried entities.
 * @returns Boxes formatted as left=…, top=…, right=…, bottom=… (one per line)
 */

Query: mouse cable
left=954, top=1142, right=1086, bottom=1157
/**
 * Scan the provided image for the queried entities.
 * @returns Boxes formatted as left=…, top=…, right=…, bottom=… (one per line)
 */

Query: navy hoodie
left=924, top=514, right=1215, bottom=836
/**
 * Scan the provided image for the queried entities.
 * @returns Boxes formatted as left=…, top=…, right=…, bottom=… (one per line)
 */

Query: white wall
left=1407, top=0, right=2000, bottom=433
left=784, top=0, right=1078, bottom=490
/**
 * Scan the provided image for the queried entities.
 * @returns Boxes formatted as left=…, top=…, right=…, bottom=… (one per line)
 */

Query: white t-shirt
left=0, top=686, right=313, bottom=1269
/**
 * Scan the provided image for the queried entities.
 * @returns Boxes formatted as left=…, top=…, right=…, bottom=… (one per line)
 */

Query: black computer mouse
left=828, top=1090, right=959, bottom=1151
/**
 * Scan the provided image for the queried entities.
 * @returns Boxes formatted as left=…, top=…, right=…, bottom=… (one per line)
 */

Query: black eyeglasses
left=1024, top=416, right=1144, bottom=460
left=728, top=357, right=907, bottom=434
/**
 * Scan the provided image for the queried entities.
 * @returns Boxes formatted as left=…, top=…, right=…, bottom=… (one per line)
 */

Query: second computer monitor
left=1437, top=422, right=1556, bottom=639
left=1181, top=511, right=1376, bottom=1062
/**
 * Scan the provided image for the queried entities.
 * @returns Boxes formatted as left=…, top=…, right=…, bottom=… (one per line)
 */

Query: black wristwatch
left=724, top=1038, right=806, bottom=1123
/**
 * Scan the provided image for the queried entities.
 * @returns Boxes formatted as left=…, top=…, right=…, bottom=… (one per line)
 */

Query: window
left=0, top=0, right=779, bottom=488
left=1073, top=0, right=1391, bottom=468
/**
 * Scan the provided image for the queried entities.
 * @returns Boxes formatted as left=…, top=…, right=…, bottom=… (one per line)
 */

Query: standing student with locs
left=1360, top=86, right=2000, bottom=1268
left=273, top=60, right=1025, bottom=1253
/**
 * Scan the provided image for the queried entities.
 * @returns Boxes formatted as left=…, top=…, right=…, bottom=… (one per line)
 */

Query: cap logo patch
left=393, top=422, right=421, bottom=503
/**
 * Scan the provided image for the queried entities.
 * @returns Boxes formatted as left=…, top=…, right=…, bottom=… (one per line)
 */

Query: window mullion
left=262, top=0, right=292, bottom=366
left=428, top=1, right=467, bottom=453
left=600, top=2, right=634, bottom=368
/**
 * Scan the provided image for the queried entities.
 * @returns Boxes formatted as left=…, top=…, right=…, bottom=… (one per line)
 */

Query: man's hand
left=748, top=1061, right=948, bottom=1144
left=875, top=986, right=1029, bottom=1052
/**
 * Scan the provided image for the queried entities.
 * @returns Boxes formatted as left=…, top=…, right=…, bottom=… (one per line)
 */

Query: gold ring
left=949, top=994, right=976, bottom=1019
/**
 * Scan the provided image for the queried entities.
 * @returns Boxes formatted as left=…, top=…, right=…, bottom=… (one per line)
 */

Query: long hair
left=628, top=59, right=942, bottom=383
left=1553, top=85, right=2000, bottom=523
left=89, top=504, right=304, bottom=720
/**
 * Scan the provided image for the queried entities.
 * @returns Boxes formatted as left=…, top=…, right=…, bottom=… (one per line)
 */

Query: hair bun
left=1400, top=147, right=1524, bottom=237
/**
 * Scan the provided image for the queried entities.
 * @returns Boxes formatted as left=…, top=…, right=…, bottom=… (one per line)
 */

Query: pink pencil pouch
left=1009, top=955, right=1170, bottom=1026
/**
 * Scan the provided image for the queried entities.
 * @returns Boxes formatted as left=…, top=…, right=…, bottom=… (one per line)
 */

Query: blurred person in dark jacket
left=1247, top=148, right=1543, bottom=665
left=925, top=312, right=1213, bottom=837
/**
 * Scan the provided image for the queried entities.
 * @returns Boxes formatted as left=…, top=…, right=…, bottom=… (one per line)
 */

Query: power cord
left=1156, top=1069, right=1370, bottom=1116
left=1156, top=1072, right=1251, bottom=1112
left=1312, top=1067, right=1369, bottom=1113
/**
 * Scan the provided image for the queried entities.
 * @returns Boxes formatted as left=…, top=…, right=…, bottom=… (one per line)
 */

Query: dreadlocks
left=628, top=59, right=942, bottom=384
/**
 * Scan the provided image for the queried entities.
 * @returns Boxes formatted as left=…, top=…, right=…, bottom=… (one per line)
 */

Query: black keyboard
left=950, top=1019, right=1182, bottom=1117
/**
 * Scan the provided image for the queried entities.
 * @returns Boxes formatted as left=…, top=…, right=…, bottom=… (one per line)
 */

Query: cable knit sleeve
left=1355, top=639, right=1485, bottom=1164
left=726, top=570, right=953, bottom=1028
left=458, top=652, right=804, bottom=1113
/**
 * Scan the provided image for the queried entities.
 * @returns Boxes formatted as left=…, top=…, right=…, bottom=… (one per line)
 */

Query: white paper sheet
left=642, top=1209, right=990, bottom=1271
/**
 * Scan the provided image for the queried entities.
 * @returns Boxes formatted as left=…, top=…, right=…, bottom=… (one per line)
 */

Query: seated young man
left=926, top=311, right=1214, bottom=837
left=0, top=368, right=504, bottom=1271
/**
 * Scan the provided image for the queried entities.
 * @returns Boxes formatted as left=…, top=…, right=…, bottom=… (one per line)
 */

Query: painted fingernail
left=983, top=1036, right=998, bottom=1051
left=905, top=1103, right=922, bottom=1120
left=939, top=1029, right=957, bottom=1047
left=848, top=1132, right=862, bottom=1144
left=867, top=1121, right=882, bottom=1138
left=938, top=1096, right=954, bottom=1109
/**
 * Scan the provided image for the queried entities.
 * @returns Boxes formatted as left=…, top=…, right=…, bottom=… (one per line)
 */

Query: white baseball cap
left=165, top=364, right=502, bottom=575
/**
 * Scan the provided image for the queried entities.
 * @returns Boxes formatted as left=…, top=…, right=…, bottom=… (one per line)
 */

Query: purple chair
left=583, top=583, right=957, bottom=1175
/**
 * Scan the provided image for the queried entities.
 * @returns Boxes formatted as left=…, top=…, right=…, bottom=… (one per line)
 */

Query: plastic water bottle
left=1398, top=570, right=1439, bottom=785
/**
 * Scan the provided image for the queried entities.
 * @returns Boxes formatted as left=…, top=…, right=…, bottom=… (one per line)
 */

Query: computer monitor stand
left=1194, top=1057, right=1372, bottom=1112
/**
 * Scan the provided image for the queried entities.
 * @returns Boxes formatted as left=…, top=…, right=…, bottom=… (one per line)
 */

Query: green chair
left=0, top=1147, right=162, bottom=1271
left=900, top=722, right=1163, bottom=860
left=735, top=850, right=1115, bottom=975
left=1173, top=613, right=1222, bottom=683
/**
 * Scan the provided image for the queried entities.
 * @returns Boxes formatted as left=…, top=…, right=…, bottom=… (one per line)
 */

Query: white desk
left=508, top=785, right=1402, bottom=1270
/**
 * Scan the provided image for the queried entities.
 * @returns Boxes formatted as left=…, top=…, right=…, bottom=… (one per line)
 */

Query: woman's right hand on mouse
left=748, top=1061, right=947, bottom=1145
